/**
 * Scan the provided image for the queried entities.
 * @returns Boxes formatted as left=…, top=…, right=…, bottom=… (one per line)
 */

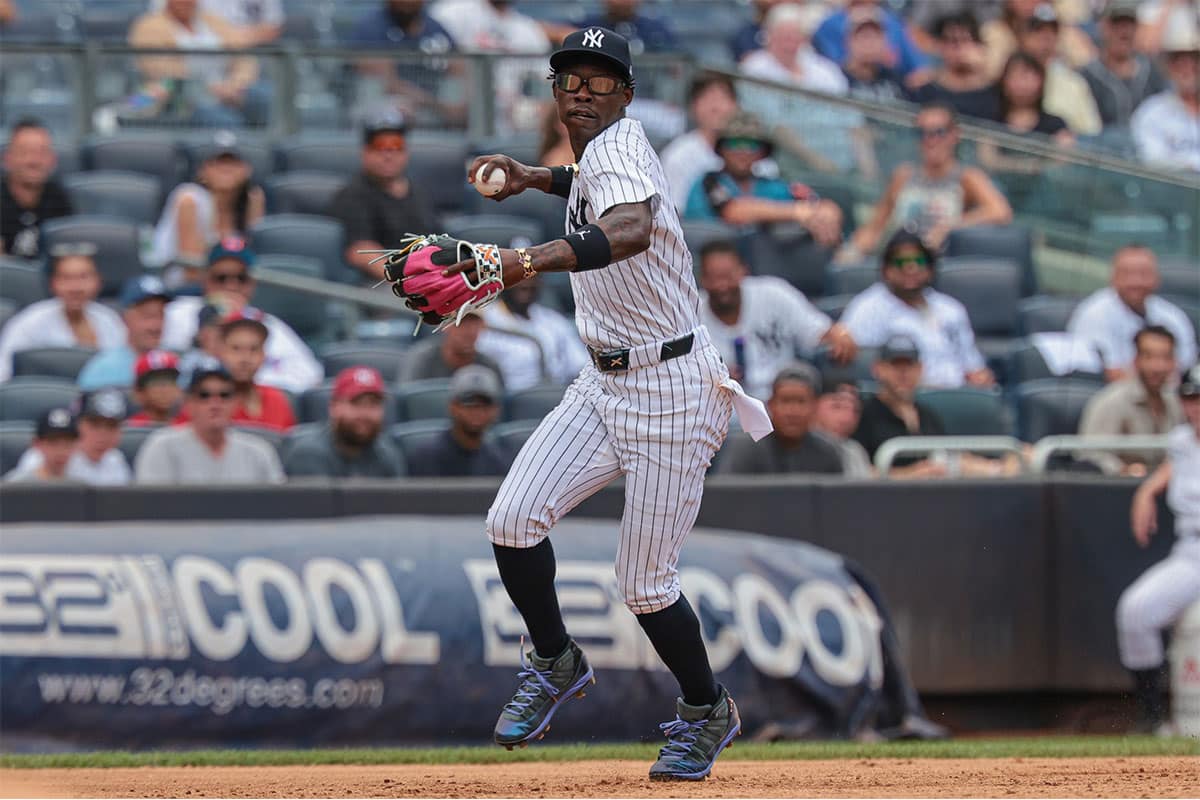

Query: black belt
left=588, top=333, right=694, bottom=373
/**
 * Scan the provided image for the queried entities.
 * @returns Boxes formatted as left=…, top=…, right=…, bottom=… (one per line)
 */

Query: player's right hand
left=1130, top=488, right=1158, bottom=547
left=467, top=155, right=533, bottom=202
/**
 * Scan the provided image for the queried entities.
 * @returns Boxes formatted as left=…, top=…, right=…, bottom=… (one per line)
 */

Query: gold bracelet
left=515, top=247, right=536, bottom=280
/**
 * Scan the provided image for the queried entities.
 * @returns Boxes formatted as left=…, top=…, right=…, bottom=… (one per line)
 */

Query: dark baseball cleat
left=494, top=638, right=594, bottom=749
left=648, top=685, right=741, bottom=781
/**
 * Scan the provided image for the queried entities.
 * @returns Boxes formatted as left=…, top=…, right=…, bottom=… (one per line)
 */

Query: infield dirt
left=3, top=756, right=1198, bottom=798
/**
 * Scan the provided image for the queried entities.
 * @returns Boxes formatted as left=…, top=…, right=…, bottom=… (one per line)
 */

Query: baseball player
left=375, top=27, right=771, bottom=780
left=1116, top=363, right=1200, bottom=733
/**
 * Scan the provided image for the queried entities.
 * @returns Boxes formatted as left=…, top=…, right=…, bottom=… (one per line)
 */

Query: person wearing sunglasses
left=838, top=102, right=1011, bottom=263
left=134, top=355, right=284, bottom=485
left=840, top=229, right=995, bottom=388
left=161, top=237, right=323, bottom=393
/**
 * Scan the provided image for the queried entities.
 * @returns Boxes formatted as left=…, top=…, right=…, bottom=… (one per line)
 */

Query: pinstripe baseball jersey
left=1168, top=424, right=1200, bottom=535
left=566, top=117, right=700, bottom=351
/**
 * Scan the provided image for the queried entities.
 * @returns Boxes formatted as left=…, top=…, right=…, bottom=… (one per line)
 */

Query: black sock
left=1132, top=667, right=1167, bottom=725
left=492, top=540, right=569, bottom=660
left=636, top=594, right=719, bottom=707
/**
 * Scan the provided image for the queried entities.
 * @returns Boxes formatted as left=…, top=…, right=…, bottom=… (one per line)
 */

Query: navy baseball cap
left=36, top=407, right=78, bottom=439
left=208, top=236, right=256, bottom=270
left=881, top=334, right=921, bottom=362
left=363, top=109, right=408, bottom=143
left=551, top=27, right=634, bottom=85
left=1180, top=364, right=1200, bottom=399
left=195, top=129, right=245, bottom=163
left=119, top=274, right=172, bottom=308
left=184, top=355, right=233, bottom=392
left=79, top=388, right=129, bottom=422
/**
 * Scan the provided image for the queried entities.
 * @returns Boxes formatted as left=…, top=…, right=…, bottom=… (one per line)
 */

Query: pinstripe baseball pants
left=1116, top=534, right=1200, bottom=670
left=486, top=331, right=733, bottom=615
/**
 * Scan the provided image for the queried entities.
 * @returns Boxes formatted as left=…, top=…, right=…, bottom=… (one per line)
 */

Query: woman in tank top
left=838, top=102, right=1012, bottom=261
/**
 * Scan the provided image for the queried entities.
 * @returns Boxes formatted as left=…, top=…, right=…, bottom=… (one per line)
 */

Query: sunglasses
left=721, top=137, right=767, bottom=152
left=887, top=255, right=931, bottom=270
left=919, top=126, right=952, bottom=140
left=210, top=271, right=250, bottom=285
left=553, top=73, right=625, bottom=96
left=194, top=389, right=234, bottom=401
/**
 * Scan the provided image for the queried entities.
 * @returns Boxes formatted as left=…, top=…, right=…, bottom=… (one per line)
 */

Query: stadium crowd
left=0, top=0, right=1197, bottom=484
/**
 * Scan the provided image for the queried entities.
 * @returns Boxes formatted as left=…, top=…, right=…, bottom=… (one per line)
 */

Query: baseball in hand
left=474, top=164, right=506, bottom=197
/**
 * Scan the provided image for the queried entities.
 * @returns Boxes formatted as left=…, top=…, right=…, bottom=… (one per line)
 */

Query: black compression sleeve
left=561, top=224, right=612, bottom=271
left=547, top=165, right=576, bottom=199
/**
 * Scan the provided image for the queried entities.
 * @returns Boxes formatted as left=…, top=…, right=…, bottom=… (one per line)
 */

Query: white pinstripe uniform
left=486, top=117, right=771, bottom=615
left=1116, top=423, right=1200, bottom=670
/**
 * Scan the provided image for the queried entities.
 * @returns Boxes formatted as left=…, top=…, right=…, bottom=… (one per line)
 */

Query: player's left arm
left=1131, top=460, right=1172, bottom=547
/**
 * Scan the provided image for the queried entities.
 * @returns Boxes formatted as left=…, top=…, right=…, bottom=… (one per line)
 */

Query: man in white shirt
left=660, top=72, right=739, bottom=211
left=135, top=356, right=284, bottom=484
left=160, top=237, right=323, bottom=392
left=3, top=407, right=78, bottom=483
left=479, top=277, right=588, bottom=390
left=740, top=2, right=848, bottom=96
left=839, top=230, right=993, bottom=388
left=1067, top=244, right=1197, bottom=381
left=1131, top=23, right=1200, bottom=172
left=0, top=245, right=126, bottom=382
left=697, top=240, right=855, bottom=400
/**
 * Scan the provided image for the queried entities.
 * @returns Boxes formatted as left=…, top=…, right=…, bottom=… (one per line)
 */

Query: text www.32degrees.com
left=36, top=668, right=385, bottom=716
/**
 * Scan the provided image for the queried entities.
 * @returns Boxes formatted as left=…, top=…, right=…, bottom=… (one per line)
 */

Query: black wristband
left=561, top=224, right=612, bottom=271
left=547, top=164, right=576, bottom=199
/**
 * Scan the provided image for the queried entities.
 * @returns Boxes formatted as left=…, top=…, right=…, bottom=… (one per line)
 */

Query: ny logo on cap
left=583, top=28, right=605, bottom=48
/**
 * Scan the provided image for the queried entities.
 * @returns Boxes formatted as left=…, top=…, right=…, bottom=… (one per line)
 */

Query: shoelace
left=657, top=715, right=709, bottom=759
left=502, top=637, right=561, bottom=715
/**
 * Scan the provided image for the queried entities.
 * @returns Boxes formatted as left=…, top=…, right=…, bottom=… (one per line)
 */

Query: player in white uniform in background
left=454, top=27, right=771, bottom=780
left=1116, top=363, right=1200, bottom=733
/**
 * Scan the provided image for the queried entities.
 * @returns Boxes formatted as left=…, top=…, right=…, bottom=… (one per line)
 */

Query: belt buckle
left=594, top=347, right=630, bottom=372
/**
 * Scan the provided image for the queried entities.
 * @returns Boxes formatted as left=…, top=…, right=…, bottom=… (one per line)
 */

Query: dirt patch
left=2, top=757, right=1198, bottom=799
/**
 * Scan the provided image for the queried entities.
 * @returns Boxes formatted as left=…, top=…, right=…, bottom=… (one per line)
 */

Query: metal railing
left=1029, top=434, right=1169, bottom=474
left=873, top=435, right=1028, bottom=475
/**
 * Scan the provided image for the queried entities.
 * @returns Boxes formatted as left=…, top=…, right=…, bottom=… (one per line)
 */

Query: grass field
left=2, top=736, right=1196, bottom=770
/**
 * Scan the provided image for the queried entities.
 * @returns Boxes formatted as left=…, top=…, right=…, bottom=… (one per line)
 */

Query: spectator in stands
left=906, top=0, right=1004, bottom=52
left=842, top=6, right=911, bottom=103
left=351, top=0, right=454, bottom=48
left=399, top=312, right=504, bottom=385
left=989, top=50, right=1074, bottom=143
left=283, top=366, right=407, bottom=478
left=741, top=3, right=848, bottom=96
left=129, top=0, right=270, bottom=128
left=149, top=130, right=265, bottom=271
left=697, top=240, right=856, bottom=400
left=719, top=362, right=845, bottom=475
left=174, top=308, right=295, bottom=431
left=0, top=245, right=125, bottom=383
left=1067, top=245, right=1198, bottom=379
left=0, top=0, right=14, bottom=27
left=7, top=390, right=132, bottom=485
left=176, top=302, right=226, bottom=382
left=161, top=238, right=323, bottom=393
left=841, top=230, right=994, bottom=388
left=3, top=408, right=78, bottom=483
left=812, top=0, right=931, bottom=85
left=407, top=365, right=510, bottom=477
left=579, top=0, right=678, bottom=54
left=1079, top=326, right=1184, bottom=475
left=1134, top=0, right=1198, bottom=55
left=196, top=0, right=284, bottom=44
left=135, top=356, right=284, bottom=484
left=479, top=277, right=588, bottom=390
left=812, top=375, right=874, bottom=477
left=683, top=112, right=842, bottom=248
left=981, top=0, right=1095, bottom=80
left=330, top=112, right=438, bottom=283
left=910, top=12, right=1001, bottom=121
left=1016, top=3, right=1102, bottom=134
left=1130, top=24, right=1200, bottom=172
left=538, top=101, right=576, bottom=167
left=0, top=118, right=72, bottom=259
left=730, top=0, right=785, bottom=64
left=838, top=103, right=1013, bottom=259
left=661, top=73, right=740, bottom=211
left=1080, top=0, right=1169, bottom=130
left=78, top=276, right=173, bottom=391
left=128, top=350, right=182, bottom=426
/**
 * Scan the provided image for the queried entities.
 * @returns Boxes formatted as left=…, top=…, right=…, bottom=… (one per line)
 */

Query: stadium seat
left=181, top=137, right=274, bottom=182
left=443, top=214, right=542, bottom=249
left=749, top=235, right=831, bottom=298
left=395, top=378, right=452, bottom=422
left=249, top=214, right=350, bottom=283
left=81, top=135, right=186, bottom=193
left=408, top=132, right=471, bottom=214
left=1164, top=295, right=1200, bottom=332
left=264, top=171, right=345, bottom=215
left=1005, top=338, right=1106, bottom=386
left=507, top=384, right=565, bottom=422
left=813, top=293, right=854, bottom=321
left=319, top=342, right=407, bottom=382
left=274, top=135, right=360, bottom=175
left=1014, top=378, right=1102, bottom=442
left=61, top=170, right=163, bottom=226
left=0, top=379, right=79, bottom=423
left=1016, top=295, right=1079, bottom=336
left=39, top=215, right=143, bottom=298
left=1159, top=259, right=1199, bottom=302
left=117, top=424, right=161, bottom=468
left=389, top=419, right=451, bottom=460
left=680, top=219, right=740, bottom=270
left=280, top=422, right=326, bottom=462
left=492, top=419, right=540, bottom=455
left=0, top=257, right=46, bottom=308
left=234, top=425, right=285, bottom=457
left=483, top=190, right=569, bottom=241
left=0, top=421, right=34, bottom=474
left=0, top=299, right=16, bottom=332
left=469, top=134, right=541, bottom=172
left=251, top=255, right=337, bottom=346
left=915, top=387, right=1010, bottom=436
left=935, top=257, right=1021, bottom=337
left=0, top=12, right=78, bottom=42
left=11, top=347, right=97, bottom=381
left=79, top=8, right=138, bottom=41
left=825, top=259, right=877, bottom=296
left=943, top=224, right=1036, bottom=297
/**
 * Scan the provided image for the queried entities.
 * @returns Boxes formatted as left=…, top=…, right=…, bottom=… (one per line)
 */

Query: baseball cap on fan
left=135, top=349, right=180, bottom=387
left=333, top=366, right=387, bottom=401
left=550, top=27, right=635, bottom=85
left=450, top=364, right=502, bottom=405
left=1180, top=364, right=1200, bottom=399
left=36, top=407, right=78, bottom=439
left=880, top=334, right=921, bottom=363
left=79, top=388, right=129, bottom=422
